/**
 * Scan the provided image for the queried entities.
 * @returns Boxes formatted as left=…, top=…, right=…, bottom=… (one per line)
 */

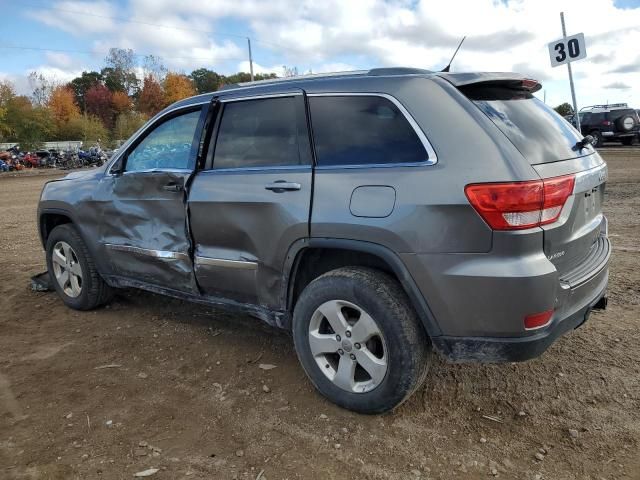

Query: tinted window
left=213, top=97, right=302, bottom=169
left=126, top=110, right=201, bottom=172
left=606, top=109, right=635, bottom=121
left=472, top=97, right=585, bottom=164
left=308, top=96, right=427, bottom=166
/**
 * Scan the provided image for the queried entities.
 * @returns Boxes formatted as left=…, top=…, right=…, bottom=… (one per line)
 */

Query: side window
left=213, top=97, right=302, bottom=169
left=309, top=96, right=428, bottom=166
left=126, top=110, right=201, bottom=172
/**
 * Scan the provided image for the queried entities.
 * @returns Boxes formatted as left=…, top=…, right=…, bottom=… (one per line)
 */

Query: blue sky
left=1, top=0, right=639, bottom=109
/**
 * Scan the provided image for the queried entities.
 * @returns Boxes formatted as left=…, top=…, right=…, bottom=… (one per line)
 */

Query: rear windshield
left=465, top=88, right=585, bottom=165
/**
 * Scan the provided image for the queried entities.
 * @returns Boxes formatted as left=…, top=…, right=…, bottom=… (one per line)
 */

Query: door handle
left=265, top=181, right=301, bottom=192
left=163, top=182, right=183, bottom=192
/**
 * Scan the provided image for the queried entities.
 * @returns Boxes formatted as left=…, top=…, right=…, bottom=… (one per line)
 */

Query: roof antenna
left=440, top=36, right=466, bottom=72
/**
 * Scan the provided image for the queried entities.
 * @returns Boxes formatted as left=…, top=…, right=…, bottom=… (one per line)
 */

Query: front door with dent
left=96, top=105, right=207, bottom=292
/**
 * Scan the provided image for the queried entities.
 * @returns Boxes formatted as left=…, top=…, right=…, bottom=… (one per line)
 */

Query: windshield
left=472, top=97, right=588, bottom=165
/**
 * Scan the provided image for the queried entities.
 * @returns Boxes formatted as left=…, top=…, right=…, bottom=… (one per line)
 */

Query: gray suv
left=37, top=68, right=610, bottom=413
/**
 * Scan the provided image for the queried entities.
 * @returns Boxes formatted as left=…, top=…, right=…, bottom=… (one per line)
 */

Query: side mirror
left=110, top=156, right=124, bottom=175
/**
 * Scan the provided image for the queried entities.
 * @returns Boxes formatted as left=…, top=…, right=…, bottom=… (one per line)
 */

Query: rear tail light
left=465, top=175, right=575, bottom=230
left=524, top=309, right=554, bottom=330
left=601, top=120, right=612, bottom=126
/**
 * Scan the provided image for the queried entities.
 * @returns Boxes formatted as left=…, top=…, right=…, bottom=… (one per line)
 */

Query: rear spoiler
left=436, top=72, right=542, bottom=93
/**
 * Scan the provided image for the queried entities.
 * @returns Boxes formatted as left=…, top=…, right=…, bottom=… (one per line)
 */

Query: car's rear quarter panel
left=308, top=76, right=549, bottom=336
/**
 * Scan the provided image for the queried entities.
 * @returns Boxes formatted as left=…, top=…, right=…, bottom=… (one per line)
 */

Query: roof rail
left=220, top=70, right=369, bottom=91
left=367, top=67, right=432, bottom=76
left=580, top=103, right=628, bottom=111
left=219, top=67, right=434, bottom=91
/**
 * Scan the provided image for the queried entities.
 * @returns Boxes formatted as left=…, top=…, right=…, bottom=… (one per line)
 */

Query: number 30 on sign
left=548, top=33, right=587, bottom=67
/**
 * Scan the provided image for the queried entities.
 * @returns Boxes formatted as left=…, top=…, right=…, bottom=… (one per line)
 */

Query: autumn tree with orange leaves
left=163, top=73, right=196, bottom=106
left=111, top=90, right=133, bottom=115
left=48, top=86, right=80, bottom=124
left=138, top=75, right=165, bottom=117
left=1, top=47, right=283, bottom=147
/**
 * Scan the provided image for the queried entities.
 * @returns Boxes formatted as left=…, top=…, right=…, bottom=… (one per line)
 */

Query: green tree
left=66, top=115, right=109, bottom=144
left=554, top=102, right=574, bottom=116
left=190, top=68, right=222, bottom=94
left=222, top=72, right=277, bottom=86
left=114, top=111, right=147, bottom=141
left=0, top=80, right=16, bottom=141
left=103, top=48, right=139, bottom=95
left=4, top=96, right=54, bottom=149
left=68, top=71, right=103, bottom=111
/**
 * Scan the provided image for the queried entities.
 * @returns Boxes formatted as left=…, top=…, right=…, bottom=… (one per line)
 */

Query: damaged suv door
left=97, top=105, right=207, bottom=292
left=188, top=91, right=313, bottom=316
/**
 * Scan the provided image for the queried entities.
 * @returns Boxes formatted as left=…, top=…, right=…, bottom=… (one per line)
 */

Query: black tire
left=621, top=136, right=636, bottom=146
left=292, top=267, right=431, bottom=414
left=590, top=130, right=603, bottom=148
left=45, top=224, right=113, bottom=310
left=615, top=114, right=636, bottom=132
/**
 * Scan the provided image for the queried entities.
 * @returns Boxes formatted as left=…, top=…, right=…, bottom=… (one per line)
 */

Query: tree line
left=0, top=48, right=277, bottom=149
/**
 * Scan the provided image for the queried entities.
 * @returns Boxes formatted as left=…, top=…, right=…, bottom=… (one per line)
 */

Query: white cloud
left=15, top=0, right=640, bottom=108
left=45, top=52, right=76, bottom=69
left=27, top=0, right=117, bottom=34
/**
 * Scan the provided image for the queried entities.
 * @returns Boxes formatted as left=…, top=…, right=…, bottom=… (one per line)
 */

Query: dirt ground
left=1, top=149, right=639, bottom=480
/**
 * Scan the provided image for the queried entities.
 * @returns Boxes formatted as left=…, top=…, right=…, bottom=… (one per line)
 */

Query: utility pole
left=560, top=12, right=580, bottom=131
left=247, top=37, right=254, bottom=82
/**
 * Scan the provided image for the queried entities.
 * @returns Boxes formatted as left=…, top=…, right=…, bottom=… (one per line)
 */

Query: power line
left=20, top=1, right=292, bottom=52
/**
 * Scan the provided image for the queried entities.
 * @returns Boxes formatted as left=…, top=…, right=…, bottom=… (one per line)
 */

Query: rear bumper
left=602, top=131, right=639, bottom=138
left=432, top=269, right=608, bottom=363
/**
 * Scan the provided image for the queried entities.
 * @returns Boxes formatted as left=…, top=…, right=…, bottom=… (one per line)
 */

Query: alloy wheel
left=51, top=241, right=83, bottom=298
left=308, top=300, right=388, bottom=393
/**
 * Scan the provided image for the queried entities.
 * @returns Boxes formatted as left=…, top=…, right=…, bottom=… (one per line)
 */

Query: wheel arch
left=282, top=238, right=442, bottom=337
left=39, top=208, right=76, bottom=248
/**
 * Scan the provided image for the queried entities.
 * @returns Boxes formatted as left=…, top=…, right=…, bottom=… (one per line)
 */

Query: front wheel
left=292, top=267, right=431, bottom=413
left=45, top=224, right=113, bottom=310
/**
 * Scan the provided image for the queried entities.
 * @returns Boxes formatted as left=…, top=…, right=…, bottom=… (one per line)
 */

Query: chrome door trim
left=195, top=256, right=258, bottom=270
left=219, top=92, right=303, bottom=103
left=306, top=92, right=438, bottom=166
left=105, top=243, right=190, bottom=261
left=199, top=164, right=312, bottom=174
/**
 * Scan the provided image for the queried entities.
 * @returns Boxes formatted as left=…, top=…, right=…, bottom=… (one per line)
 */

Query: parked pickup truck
left=38, top=68, right=610, bottom=413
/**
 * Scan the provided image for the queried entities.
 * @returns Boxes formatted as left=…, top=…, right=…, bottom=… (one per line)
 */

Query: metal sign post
left=548, top=14, right=587, bottom=132
left=561, top=12, right=580, bottom=131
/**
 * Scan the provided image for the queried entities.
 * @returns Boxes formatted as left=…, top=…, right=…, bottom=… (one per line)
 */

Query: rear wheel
left=45, top=224, right=113, bottom=310
left=292, top=267, right=431, bottom=413
left=590, top=130, right=603, bottom=148
left=621, top=136, right=636, bottom=146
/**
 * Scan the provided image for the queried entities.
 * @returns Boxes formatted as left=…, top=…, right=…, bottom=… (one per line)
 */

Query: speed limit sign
left=548, top=32, right=587, bottom=67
